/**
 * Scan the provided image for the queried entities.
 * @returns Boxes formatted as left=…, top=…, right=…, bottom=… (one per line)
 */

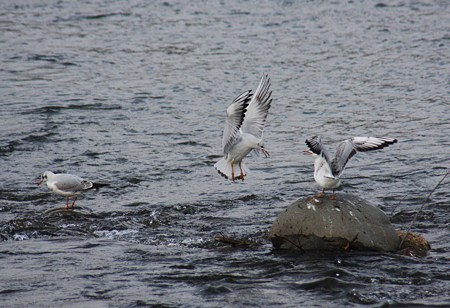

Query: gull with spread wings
left=304, top=136, right=397, bottom=199
left=215, top=74, right=272, bottom=181
left=37, top=171, right=109, bottom=208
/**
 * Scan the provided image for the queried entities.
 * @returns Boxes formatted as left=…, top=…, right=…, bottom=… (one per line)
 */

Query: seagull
left=37, top=171, right=109, bottom=208
left=214, top=74, right=272, bottom=181
left=304, top=136, right=397, bottom=199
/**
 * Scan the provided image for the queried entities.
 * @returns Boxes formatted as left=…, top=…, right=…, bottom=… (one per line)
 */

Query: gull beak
left=261, top=147, right=270, bottom=158
left=36, top=178, right=43, bottom=186
left=303, top=150, right=315, bottom=157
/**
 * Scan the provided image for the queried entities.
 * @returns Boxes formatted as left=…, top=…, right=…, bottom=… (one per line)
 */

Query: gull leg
left=66, top=196, right=70, bottom=209
left=238, top=160, right=245, bottom=181
left=71, top=196, right=78, bottom=208
left=316, top=189, right=325, bottom=198
left=231, top=159, right=235, bottom=181
left=330, top=189, right=337, bottom=200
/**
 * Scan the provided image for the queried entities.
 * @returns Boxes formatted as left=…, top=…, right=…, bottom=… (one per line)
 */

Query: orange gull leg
left=238, top=160, right=245, bottom=181
left=330, top=189, right=337, bottom=200
left=65, top=196, right=70, bottom=209
left=71, top=196, right=78, bottom=208
left=316, top=189, right=325, bottom=198
left=231, top=159, right=235, bottom=182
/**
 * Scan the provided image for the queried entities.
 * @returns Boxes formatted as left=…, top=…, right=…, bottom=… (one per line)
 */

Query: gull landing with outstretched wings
left=215, top=74, right=272, bottom=181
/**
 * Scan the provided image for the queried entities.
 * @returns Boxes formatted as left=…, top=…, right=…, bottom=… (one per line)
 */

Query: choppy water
left=1, top=0, right=449, bottom=306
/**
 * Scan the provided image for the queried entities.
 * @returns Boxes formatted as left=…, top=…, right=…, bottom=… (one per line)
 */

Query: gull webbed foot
left=330, top=189, right=337, bottom=200
left=316, top=189, right=325, bottom=198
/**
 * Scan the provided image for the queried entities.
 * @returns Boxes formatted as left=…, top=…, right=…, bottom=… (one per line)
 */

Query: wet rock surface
left=269, top=194, right=400, bottom=252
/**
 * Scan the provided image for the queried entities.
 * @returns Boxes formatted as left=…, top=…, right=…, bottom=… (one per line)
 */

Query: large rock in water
left=269, top=194, right=400, bottom=252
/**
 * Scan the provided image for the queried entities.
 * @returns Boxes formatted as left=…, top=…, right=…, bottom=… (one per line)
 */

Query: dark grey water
left=1, top=0, right=449, bottom=306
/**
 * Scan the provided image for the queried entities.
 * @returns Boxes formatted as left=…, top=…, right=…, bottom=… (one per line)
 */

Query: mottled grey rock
left=269, top=194, right=400, bottom=252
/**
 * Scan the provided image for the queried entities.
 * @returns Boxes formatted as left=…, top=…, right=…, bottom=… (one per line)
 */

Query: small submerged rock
left=397, top=230, right=431, bottom=257
left=269, top=194, right=400, bottom=252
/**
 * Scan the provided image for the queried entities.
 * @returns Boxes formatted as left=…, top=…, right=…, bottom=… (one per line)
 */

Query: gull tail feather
left=214, top=158, right=233, bottom=180
left=214, top=158, right=249, bottom=180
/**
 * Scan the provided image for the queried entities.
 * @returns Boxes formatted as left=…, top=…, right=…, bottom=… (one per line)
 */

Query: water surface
left=1, top=0, right=449, bottom=306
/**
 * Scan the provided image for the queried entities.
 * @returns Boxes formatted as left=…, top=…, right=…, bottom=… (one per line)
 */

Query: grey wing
left=351, top=137, right=398, bottom=152
left=331, top=137, right=398, bottom=176
left=54, top=175, right=84, bottom=192
left=305, top=135, right=333, bottom=166
left=330, top=139, right=357, bottom=177
left=222, top=90, right=252, bottom=154
left=240, top=74, right=272, bottom=138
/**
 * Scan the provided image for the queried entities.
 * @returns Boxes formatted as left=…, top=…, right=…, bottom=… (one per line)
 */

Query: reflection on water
left=0, top=0, right=449, bottom=306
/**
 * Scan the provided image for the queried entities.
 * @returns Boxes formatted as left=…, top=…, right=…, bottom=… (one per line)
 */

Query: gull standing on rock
left=37, top=171, right=109, bottom=208
left=304, top=136, right=397, bottom=199
left=214, top=74, right=272, bottom=181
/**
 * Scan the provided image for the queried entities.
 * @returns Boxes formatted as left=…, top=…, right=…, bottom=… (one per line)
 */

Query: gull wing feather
left=331, top=140, right=358, bottom=177
left=53, top=175, right=84, bottom=192
left=331, top=137, right=398, bottom=176
left=240, top=74, right=272, bottom=139
left=305, top=136, right=333, bottom=166
left=222, top=90, right=252, bottom=154
left=351, top=137, right=398, bottom=152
